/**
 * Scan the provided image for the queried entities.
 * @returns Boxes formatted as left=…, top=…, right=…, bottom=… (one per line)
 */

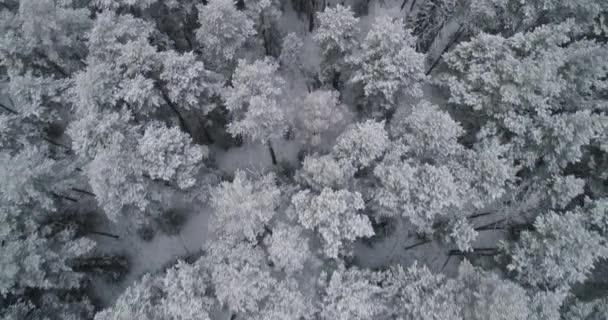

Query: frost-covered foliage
left=256, top=278, right=316, bottom=320
left=454, top=260, right=531, bottom=320
left=290, top=90, right=350, bottom=149
left=348, top=15, right=426, bottom=111
left=138, top=122, right=207, bottom=189
left=279, top=32, right=304, bottom=74
left=441, top=22, right=608, bottom=171
left=205, top=240, right=276, bottom=315
left=210, top=170, right=280, bottom=242
left=503, top=210, right=608, bottom=287
left=375, top=100, right=513, bottom=238
left=291, top=188, right=373, bottom=258
left=0, top=0, right=90, bottom=74
left=313, top=5, right=360, bottom=84
left=223, top=58, right=287, bottom=143
left=160, top=51, right=223, bottom=113
left=383, top=263, right=461, bottom=320
left=0, top=211, right=94, bottom=296
left=3, top=0, right=608, bottom=318
left=320, top=266, right=387, bottom=320
left=264, top=223, right=310, bottom=274
left=196, top=0, right=256, bottom=63
left=332, top=120, right=390, bottom=169
left=95, top=260, right=216, bottom=320
left=409, top=0, right=458, bottom=51
left=0, top=145, right=73, bottom=211
left=297, top=154, right=356, bottom=191
left=87, top=138, right=150, bottom=222
left=374, top=159, right=465, bottom=232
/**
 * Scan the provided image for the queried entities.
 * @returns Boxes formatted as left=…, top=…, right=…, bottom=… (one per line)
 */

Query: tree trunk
left=90, top=231, right=120, bottom=239
left=158, top=87, right=194, bottom=137
left=425, top=24, right=465, bottom=76
left=267, top=141, right=277, bottom=165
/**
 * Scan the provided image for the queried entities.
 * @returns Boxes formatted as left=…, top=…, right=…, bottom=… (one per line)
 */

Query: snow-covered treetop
left=196, top=0, right=256, bottom=63
left=223, top=58, right=287, bottom=143
left=348, top=15, right=426, bottom=111
left=292, top=188, right=373, bottom=258
left=210, top=170, right=280, bottom=242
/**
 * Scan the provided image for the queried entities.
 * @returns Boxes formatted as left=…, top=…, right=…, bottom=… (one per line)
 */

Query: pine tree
left=348, top=15, right=426, bottom=112
left=319, top=265, right=388, bottom=320
left=291, top=188, right=373, bottom=258
left=290, top=89, right=351, bottom=150
left=223, top=58, right=287, bottom=144
left=210, top=170, right=281, bottom=242
left=195, top=0, right=256, bottom=65
left=503, top=210, right=608, bottom=288
left=313, top=5, right=360, bottom=85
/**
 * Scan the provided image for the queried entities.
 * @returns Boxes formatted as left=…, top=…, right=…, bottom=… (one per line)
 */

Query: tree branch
left=404, top=239, right=432, bottom=251
left=0, top=101, right=18, bottom=114
left=90, top=231, right=120, bottom=239
left=71, top=187, right=96, bottom=197
left=425, top=24, right=465, bottom=76
left=449, top=247, right=498, bottom=256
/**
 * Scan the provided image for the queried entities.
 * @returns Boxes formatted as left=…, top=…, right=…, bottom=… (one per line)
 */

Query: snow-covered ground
left=88, top=204, right=212, bottom=306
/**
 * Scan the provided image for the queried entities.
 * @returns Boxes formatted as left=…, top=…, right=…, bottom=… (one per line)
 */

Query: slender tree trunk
left=158, top=87, right=194, bottom=137
left=474, top=219, right=506, bottom=231
left=0, top=102, right=18, bottom=114
left=52, top=192, right=78, bottom=202
left=425, top=24, right=465, bottom=76
left=267, top=141, right=277, bottom=165
left=90, top=231, right=120, bottom=239
left=404, top=239, right=431, bottom=251
left=71, top=187, right=96, bottom=197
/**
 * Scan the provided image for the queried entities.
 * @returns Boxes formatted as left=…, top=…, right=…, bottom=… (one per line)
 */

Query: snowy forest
left=1, top=0, right=608, bottom=319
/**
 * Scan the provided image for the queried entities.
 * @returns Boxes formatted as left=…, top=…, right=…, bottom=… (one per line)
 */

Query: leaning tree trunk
left=267, top=141, right=277, bottom=165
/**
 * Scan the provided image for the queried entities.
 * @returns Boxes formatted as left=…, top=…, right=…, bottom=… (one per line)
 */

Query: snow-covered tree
left=389, top=101, right=464, bottom=160
left=313, top=5, right=360, bottom=85
left=297, top=154, right=356, bottom=191
left=291, top=188, right=373, bottom=258
left=195, top=0, right=256, bottom=65
left=383, top=262, right=461, bottom=320
left=86, top=136, right=150, bottom=223
left=375, top=100, right=513, bottom=237
left=204, top=240, right=276, bottom=315
left=0, top=205, right=95, bottom=320
left=95, top=260, right=216, bottom=320
left=373, top=159, right=465, bottom=232
left=279, top=32, right=304, bottom=76
left=441, top=22, right=608, bottom=172
left=223, top=58, right=287, bottom=144
left=332, top=120, right=390, bottom=169
left=290, top=90, right=350, bottom=150
left=210, top=170, right=281, bottom=242
left=0, top=211, right=95, bottom=297
left=503, top=210, right=608, bottom=288
left=454, top=260, right=531, bottom=320
left=264, top=223, right=311, bottom=274
left=0, top=0, right=90, bottom=75
left=348, top=15, right=426, bottom=112
left=138, top=121, right=208, bottom=189
left=409, top=0, right=458, bottom=52
left=320, top=265, right=387, bottom=320
left=0, top=145, right=73, bottom=212
left=159, top=51, right=223, bottom=114
left=255, top=279, right=316, bottom=320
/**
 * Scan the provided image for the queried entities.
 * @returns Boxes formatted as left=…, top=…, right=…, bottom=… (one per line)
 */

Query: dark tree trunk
left=267, top=141, right=277, bottom=165
left=425, top=24, right=465, bottom=75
